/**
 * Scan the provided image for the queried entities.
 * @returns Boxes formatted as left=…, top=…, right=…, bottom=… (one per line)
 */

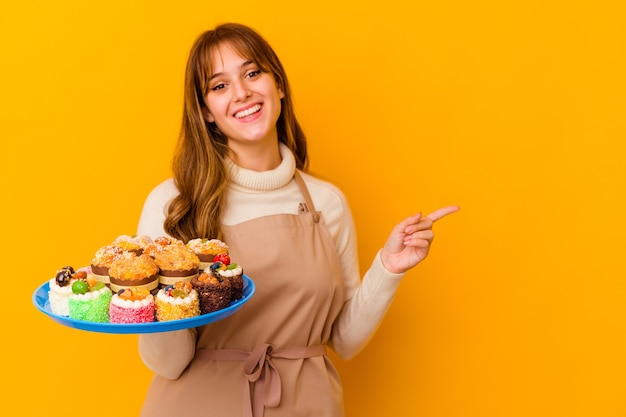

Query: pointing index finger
left=425, top=205, right=460, bottom=222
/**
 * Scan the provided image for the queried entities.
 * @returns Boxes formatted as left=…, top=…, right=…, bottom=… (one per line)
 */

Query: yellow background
left=2, top=1, right=625, bottom=416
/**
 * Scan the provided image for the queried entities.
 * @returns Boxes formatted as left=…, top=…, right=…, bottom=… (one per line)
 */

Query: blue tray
left=32, top=275, right=255, bottom=334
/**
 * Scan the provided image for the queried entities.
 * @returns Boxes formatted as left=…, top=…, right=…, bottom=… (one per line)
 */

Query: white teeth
left=235, top=104, right=261, bottom=119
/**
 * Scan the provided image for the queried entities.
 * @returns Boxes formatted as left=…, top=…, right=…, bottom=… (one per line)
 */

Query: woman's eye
left=211, top=83, right=226, bottom=91
left=246, top=70, right=261, bottom=79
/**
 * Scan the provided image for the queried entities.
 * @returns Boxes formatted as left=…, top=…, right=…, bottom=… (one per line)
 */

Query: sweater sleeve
left=320, top=185, right=406, bottom=360
left=136, top=179, right=198, bottom=379
left=330, top=251, right=405, bottom=359
left=138, top=329, right=198, bottom=380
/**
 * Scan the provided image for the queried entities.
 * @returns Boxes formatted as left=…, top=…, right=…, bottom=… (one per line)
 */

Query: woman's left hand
left=380, top=205, right=460, bottom=274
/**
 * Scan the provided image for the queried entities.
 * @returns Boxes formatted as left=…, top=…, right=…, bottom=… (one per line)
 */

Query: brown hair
left=164, top=23, right=308, bottom=242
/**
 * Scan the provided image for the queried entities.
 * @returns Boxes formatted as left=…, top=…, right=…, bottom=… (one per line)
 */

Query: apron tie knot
left=196, top=343, right=326, bottom=417
left=243, top=343, right=281, bottom=416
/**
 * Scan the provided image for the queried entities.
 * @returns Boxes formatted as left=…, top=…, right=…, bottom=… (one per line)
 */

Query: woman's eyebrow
left=210, top=60, right=255, bottom=81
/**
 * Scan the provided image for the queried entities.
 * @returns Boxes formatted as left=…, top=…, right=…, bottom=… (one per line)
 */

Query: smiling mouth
left=234, top=104, right=262, bottom=119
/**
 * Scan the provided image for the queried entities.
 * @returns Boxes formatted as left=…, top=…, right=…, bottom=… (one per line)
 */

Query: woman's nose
left=232, top=80, right=251, bottom=101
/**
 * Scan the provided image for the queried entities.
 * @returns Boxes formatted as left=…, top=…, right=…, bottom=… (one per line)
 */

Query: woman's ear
left=278, top=86, right=285, bottom=99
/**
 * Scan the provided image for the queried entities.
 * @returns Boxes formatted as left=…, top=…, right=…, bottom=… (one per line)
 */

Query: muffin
left=186, top=238, right=229, bottom=271
left=108, top=252, right=160, bottom=295
left=143, top=235, right=185, bottom=258
left=151, top=244, right=200, bottom=288
left=90, top=244, right=127, bottom=287
left=112, top=234, right=153, bottom=255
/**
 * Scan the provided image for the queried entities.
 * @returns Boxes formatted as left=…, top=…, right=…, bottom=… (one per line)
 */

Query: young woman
left=136, top=22, right=458, bottom=417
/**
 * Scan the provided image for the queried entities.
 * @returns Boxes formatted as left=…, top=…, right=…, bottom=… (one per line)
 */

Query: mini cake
left=152, top=244, right=200, bottom=288
left=112, top=234, right=153, bottom=255
left=155, top=281, right=200, bottom=321
left=186, top=238, right=229, bottom=270
left=218, top=263, right=244, bottom=301
left=143, top=235, right=186, bottom=258
left=192, top=262, right=234, bottom=314
left=48, top=266, right=86, bottom=316
left=109, top=287, right=155, bottom=324
left=108, top=252, right=160, bottom=295
left=211, top=255, right=244, bottom=301
left=68, top=275, right=112, bottom=322
left=90, top=244, right=125, bottom=287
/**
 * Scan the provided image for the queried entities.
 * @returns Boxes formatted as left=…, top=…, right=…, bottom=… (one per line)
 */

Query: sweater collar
left=226, top=143, right=296, bottom=192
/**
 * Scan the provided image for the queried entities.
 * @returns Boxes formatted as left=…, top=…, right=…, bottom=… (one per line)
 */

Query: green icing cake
left=68, top=287, right=112, bottom=322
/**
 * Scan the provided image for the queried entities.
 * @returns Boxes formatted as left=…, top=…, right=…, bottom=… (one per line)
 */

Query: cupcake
left=48, top=266, right=85, bottom=316
left=191, top=262, right=233, bottom=314
left=109, top=287, right=155, bottom=324
left=108, top=253, right=160, bottom=295
left=112, top=234, right=153, bottom=255
left=90, top=244, right=125, bottom=287
left=186, top=238, right=229, bottom=271
left=151, top=244, right=200, bottom=288
left=155, top=281, right=200, bottom=321
left=68, top=275, right=112, bottom=322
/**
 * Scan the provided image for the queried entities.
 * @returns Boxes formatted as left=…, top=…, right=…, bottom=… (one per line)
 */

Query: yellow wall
left=2, top=1, right=625, bottom=416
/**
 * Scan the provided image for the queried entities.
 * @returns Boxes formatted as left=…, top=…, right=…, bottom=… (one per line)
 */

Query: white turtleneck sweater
left=136, top=144, right=405, bottom=380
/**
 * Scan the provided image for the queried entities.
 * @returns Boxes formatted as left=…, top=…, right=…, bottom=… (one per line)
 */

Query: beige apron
left=141, top=172, right=346, bottom=417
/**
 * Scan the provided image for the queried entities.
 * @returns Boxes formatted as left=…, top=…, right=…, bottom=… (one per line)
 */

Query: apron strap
left=196, top=344, right=326, bottom=417
left=294, top=170, right=320, bottom=223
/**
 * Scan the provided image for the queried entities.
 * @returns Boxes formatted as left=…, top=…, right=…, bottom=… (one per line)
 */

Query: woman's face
left=205, top=42, right=284, bottom=151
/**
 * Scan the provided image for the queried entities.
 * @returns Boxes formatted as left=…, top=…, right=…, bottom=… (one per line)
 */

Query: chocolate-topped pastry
left=191, top=264, right=232, bottom=314
left=211, top=256, right=244, bottom=301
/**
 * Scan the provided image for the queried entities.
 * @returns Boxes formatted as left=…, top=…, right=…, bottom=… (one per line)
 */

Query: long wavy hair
left=164, top=23, right=308, bottom=242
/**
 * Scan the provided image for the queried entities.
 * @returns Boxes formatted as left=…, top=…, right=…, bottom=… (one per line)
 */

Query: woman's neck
left=226, top=142, right=296, bottom=192
left=227, top=141, right=282, bottom=172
